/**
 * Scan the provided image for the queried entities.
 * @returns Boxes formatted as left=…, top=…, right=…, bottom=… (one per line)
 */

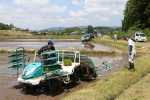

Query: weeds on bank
left=62, top=56, right=150, bottom=100
left=0, top=49, right=119, bottom=55
left=116, top=73, right=150, bottom=100
left=99, top=41, right=142, bottom=50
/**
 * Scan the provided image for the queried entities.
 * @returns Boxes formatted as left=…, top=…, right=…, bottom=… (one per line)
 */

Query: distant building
left=19, top=29, right=28, bottom=31
left=82, top=31, right=87, bottom=34
left=70, top=31, right=79, bottom=35
left=93, top=30, right=97, bottom=36
left=104, top=31, right=109, bottom=35
left=31, top=31, right=41, bottom=35
left=48, top=32, right=53, bottom=35
left=12, top=27, right=20, bottom=30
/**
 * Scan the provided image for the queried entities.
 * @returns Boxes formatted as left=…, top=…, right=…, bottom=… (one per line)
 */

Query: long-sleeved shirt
left=128, top=39, right=136, bottom=54
left=37, top=45, right=55, bottom=55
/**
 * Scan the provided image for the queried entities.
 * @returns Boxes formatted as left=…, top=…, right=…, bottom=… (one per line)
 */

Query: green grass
left=116, top=73, right=150, bottom=100
left=0, top=30, right=82, bottom=39
left=62, top=56, right=150, bottom=100
left=0, top=49, right=119, bottom=55
left=100, top=41, right=142, bottom=50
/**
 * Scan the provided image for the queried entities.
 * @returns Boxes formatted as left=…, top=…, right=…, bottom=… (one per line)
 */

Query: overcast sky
left=0, top=0, right=128, bottom=30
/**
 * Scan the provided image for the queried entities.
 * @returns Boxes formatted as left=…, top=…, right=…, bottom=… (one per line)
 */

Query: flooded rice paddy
left=0, top=39, right=79, bottom=42
left=0, top=39, right=127, bottom=100
left=0, top=41, right=115, bottom=50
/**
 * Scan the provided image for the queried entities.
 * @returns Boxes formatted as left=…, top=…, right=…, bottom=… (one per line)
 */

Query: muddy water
left=0, top=41, right=115, bottom=50
left=0, top=54, right=128, bottom=100
left=0, top=39, right=79, bottom=41
left=92, top=55, right=128, bottom=80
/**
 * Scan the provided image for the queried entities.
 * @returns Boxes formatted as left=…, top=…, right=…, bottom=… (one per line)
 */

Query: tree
left=26, top=28, right=29, bottom=32
left=52, top=31, right=56, bottom=35
left=65, top=27, right=80, bottom=33
left=9, top=23, right=14, bottom=29
left=87, top=25, right=94, bottom=33
left=122, top=0, right=150, bottom=31
left=0, top=23, right=11, bottom=30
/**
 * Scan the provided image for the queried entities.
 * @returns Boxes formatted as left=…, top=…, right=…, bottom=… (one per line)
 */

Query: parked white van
left=132, top=32, right=147, bottom=42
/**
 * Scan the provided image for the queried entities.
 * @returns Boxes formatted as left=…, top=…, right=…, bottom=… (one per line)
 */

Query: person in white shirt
left=114, top=33, right=117, bottom=42
left=124, top=36, right=136, bottom=71
left=98, top=33, right=101, bottom=39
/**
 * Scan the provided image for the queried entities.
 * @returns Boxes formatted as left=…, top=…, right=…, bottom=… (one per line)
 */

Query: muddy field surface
left=0, top=54, right=128, bottom=100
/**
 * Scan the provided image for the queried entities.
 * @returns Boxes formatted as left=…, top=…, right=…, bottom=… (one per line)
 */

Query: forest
left=122, top=0, right=150, bottom=31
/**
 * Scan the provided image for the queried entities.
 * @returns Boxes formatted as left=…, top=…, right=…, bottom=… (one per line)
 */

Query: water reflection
left=81, top=42, right=95, bottom=50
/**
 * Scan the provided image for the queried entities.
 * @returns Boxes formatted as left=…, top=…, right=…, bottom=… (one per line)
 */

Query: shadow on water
left=81, top=42, right=95, bottom=50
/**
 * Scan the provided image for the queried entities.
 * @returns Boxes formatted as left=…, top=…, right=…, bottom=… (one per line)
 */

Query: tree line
left=122, top=0, right=150, bottom=31
left=0, top=23, right=12, bottom=30
left=41, top=25, right=120, bottom=36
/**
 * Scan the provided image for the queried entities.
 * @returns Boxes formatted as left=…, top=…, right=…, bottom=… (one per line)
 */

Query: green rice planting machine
left=7, top=47, right=98, bottom=92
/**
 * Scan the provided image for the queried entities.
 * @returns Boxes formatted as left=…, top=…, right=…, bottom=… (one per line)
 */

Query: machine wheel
left=49, top=79, right=61, bottom=92
left=71, top=68, right=81, bottom=83
left=22, top=84, right=34, bottom=93
left=23, top=84, right=32, bottom=90
left=136, top=39, right=138, bottom=42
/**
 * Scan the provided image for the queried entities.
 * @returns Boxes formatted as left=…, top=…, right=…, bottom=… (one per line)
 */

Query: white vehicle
left=81, top=34, right=90, bottom=42
left=132, top=32, right=147, bottom=42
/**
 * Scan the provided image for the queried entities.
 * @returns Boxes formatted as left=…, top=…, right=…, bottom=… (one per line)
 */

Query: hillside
left=41, top=26, right=121, bottom=31
left=0, top=30, right=32, bottom=36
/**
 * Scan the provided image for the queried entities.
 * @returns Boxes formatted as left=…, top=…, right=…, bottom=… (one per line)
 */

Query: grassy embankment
left=0, top=30, right=80, bottom=40
left=0, top=49, right=119, bottom=56
left=62, top=36, right=150, bottom=100
left=116, top=72, right=150, bottom=100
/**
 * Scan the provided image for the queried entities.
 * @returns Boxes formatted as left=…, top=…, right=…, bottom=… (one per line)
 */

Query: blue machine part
left=22, top=62, right=43, bottom=79
left=102, top=62, right=111, bottom=69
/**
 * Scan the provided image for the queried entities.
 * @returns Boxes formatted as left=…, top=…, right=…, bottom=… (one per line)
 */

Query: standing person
left=38, top=39, right=56, bottom=64
left=124, top=36, right=136, bottom=71
left=98, top=33, right=101, bottom=39
left=114, top=33, right=117, bottom=42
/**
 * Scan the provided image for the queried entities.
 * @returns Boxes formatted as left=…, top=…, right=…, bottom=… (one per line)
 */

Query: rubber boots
left=128, top=62, right=132, bottom=70
left=129, top=62, right=135, bottom=71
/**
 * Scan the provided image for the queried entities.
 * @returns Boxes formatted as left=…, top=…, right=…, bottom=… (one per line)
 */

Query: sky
left=0, top=0, right=128, bottom=30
